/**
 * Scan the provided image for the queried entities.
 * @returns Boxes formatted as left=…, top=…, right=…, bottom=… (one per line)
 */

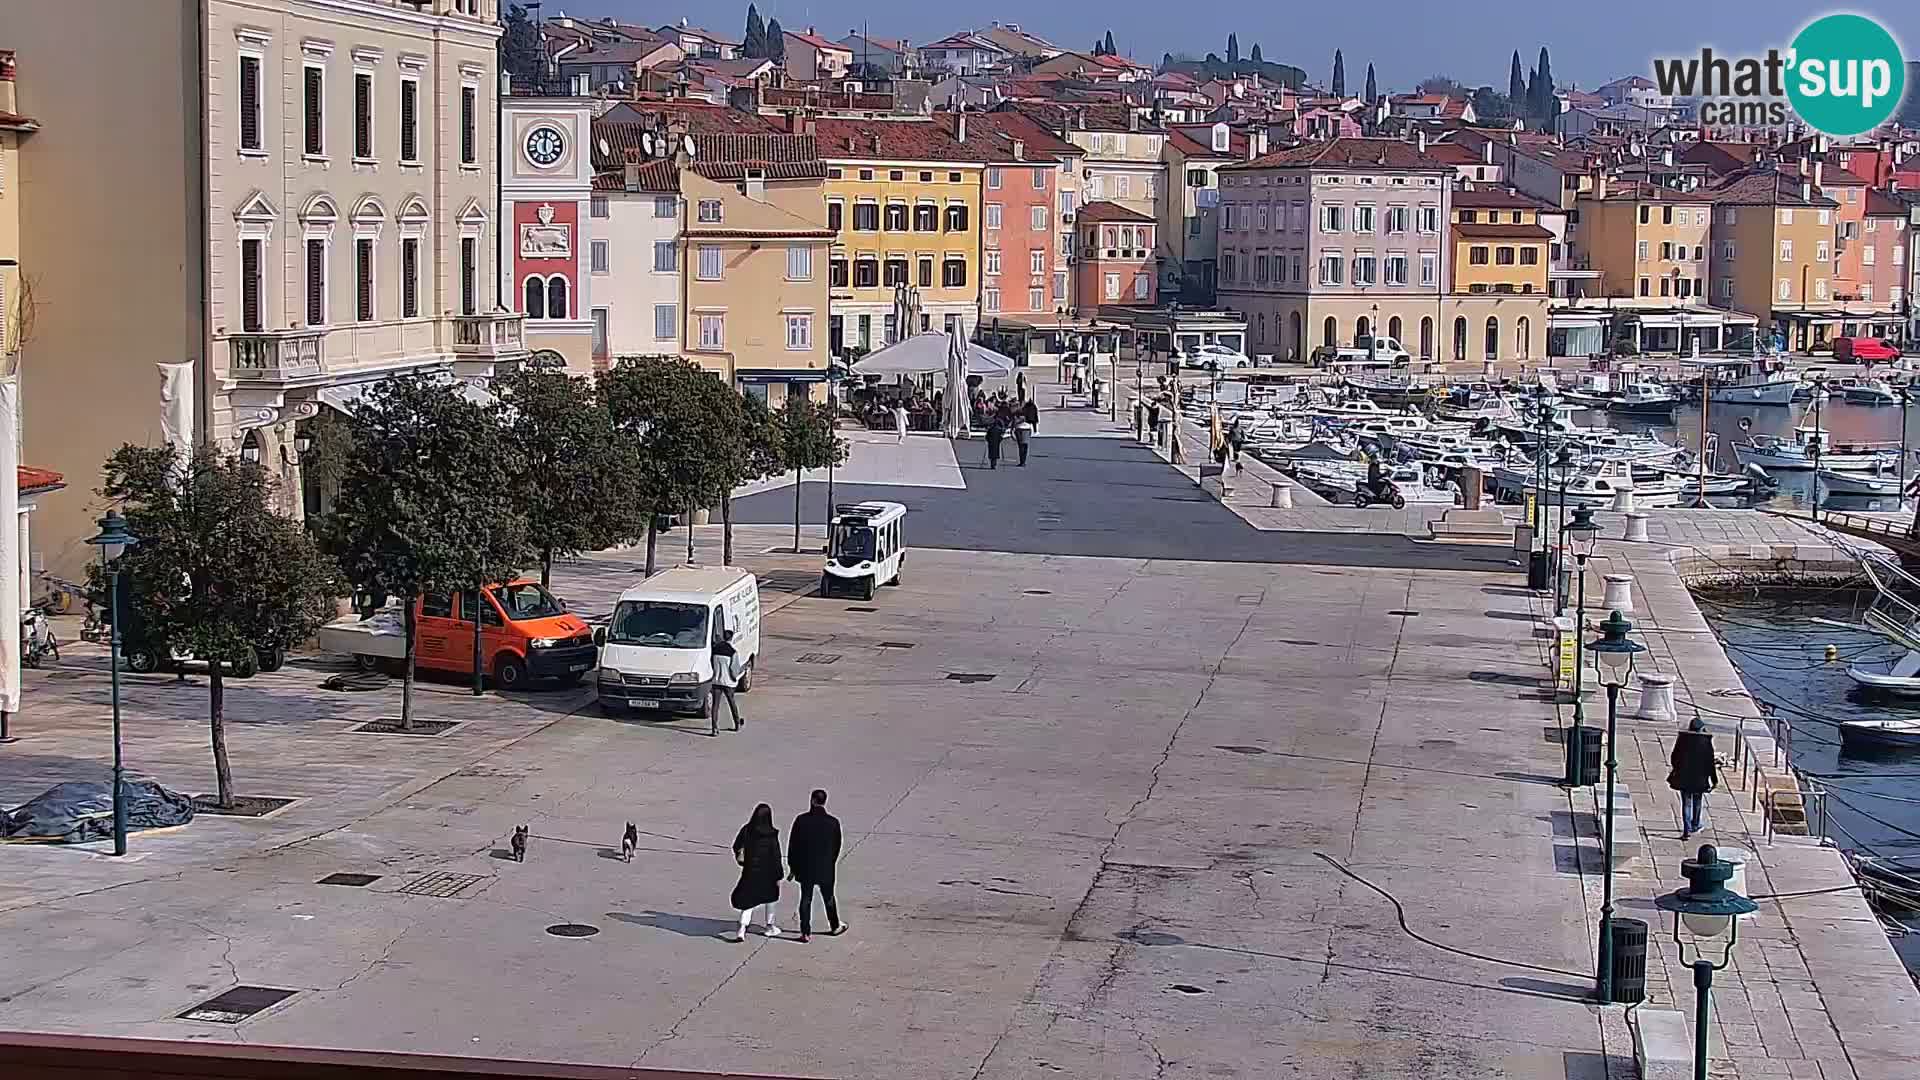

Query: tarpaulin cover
left=1, top=779, right=196, bottom=843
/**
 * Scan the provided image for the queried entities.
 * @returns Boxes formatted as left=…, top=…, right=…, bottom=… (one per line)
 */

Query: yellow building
left=1449, top=188, right=1551, bottom=295
left=1705, top=166, right=1841, bottom=350
left=1572, top=178, right=1713, bottom=305
left=813, top=116, right=986, bottom=354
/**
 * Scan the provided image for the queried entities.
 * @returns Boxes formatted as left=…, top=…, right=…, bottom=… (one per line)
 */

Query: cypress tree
left=1227, top=34, right=1239, bottom=64
left=742, top=5, right=766, bottom=58
left=1250, top=43, right=1263, bottom=64
left=1364, top=63, right=1377, bottom=104
left=1331, top=49, right=1345, bottom=96
left=1534, top=47, right=1556, bottom=122
left=1508, top=51, right=1526, bottom=107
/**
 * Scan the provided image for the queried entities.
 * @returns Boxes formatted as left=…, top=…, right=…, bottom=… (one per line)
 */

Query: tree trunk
left=686, top=501, right=696, bottom=564
left=540, top=547, right=553, bottom=589
left=644, top=517, right=658, bottom=576
left=792, top=466, right=803, bottom=553
left=722, top=492, right=734, bottom=565
left=401, top=597, right=417, bottom=731
left=209, top=667, right=234, bottom=809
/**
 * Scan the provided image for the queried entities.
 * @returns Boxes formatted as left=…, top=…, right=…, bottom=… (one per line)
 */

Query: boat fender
left=1826, top=644, right=1840, bottom=663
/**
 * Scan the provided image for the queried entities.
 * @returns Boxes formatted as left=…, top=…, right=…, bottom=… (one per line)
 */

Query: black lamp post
left=1587, top=608, right=1646, bottom=1003
left=1900, top=386, right=1911, bottom=512
left=1553, top=445, right=1575, bottom=615
left=1562, top=505, right=1599, bottom=787
left=1654, top=845, right=1759, bottom=1080
left=1529, top=395, right=1555, bottom=589
left=87, top=511, right=139, bottom=857
left=1809, top=379, right=1827, bottom=519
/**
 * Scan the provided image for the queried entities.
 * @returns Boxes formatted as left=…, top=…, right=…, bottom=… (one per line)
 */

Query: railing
left=451, top=312, right=526, bottom=356
left=227, top=328, right=325, bottom=381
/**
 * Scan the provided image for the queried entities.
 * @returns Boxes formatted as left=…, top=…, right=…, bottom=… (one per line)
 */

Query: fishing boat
left=1842, top=378, right=1901, bottom=406
left=1681, top=355, right=1798, bottom=406
left=1843, top=555, right=1920, bottom=699
left=1847, top=851, right=1920, bottom=913
left=1344, top=374, right=1435, bottom=409
left=1559, top=372, right=1680, bottom=416
left=1730, top=427, right=1900, bottom=472
left=1814, top=466, right=1905, bottom=498
left=1431, top=383, right=1518, bottom=423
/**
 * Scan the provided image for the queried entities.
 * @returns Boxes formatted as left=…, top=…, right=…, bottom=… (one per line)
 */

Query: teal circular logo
left=1786, top=14, right=1906, bottom=137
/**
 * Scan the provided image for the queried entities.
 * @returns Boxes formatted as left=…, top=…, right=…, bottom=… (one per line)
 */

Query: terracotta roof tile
left=783, top=29, right=845, bottom=52
left=1707, top=165, right=1837, bottom=207
left=1165, top=124, right=1250, bottom=159
left=0, top=110, right=38, bottom=131
left=1221, top=137, right=1445, bottom=172
left=1451, top=187, right=1552, bottom=210
left=958, top=111, right=1080, bottom=161
left=812, top=116, right=993, bottom=163
left=1593, top=180, right=1711, bottom=203
left=1004, top=101, right=1161, bottom=134
left=1422, top=143, right=1482, bottom=165
left=1076, top=200, right=1155, bottom=223
left=1453, top=222, right=1555, bottom=240
left=1865, top=188, right=1909, bottom=217
left=18, top=466, right=63, bottom=493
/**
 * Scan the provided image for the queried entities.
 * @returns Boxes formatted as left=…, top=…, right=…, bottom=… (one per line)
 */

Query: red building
left=1074, top=201, right=1156, bottom=317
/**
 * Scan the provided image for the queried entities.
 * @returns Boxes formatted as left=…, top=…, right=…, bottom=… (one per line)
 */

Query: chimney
left=623, top=150, right=641, bottom=191
left=1813, top=159, right=1824, bottom=191
left=1128, top=109, right=1140, bottom=132
left=1802, top=179, right=1812, bottom=202
left=805, top=116, right=817, bottom=138
left=1012, top=138, right=1024, bottom=160
left=957, top=108, right=967, bottom=143
left=1246, top=133, right=1257, bottom=161
left=870, top=132, right=881, bottom=154
left=1483, top=139, right=1493, bottom=164
left=1416, top=129, right=1427, bottom=154
left=1255, top=128, right=1267, bottom=155
left=0, top=50, right=16, bottom=114
left=745, top=170, right=766, bottom=200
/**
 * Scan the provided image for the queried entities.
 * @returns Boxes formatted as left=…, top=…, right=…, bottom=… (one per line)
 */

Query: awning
left=851, top=333, right=1015, bottom=377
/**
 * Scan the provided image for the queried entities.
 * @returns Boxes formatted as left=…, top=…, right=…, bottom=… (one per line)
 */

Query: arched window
left=1420, top=316, right=1434, bottom=360
left=524, top=276, right=546, bottom=319
left=1288, top=312, right=1303, bottom=362
left=1452, top=316, right=1467, bottom=362
left=1517, top=316, right=1532, bottom=359
left=1484, top=316, right=1499, bottom=361
left=1388, top=315, right=1403, bottom=343
left=547, top=276, right=568, bottom=320
left=1256, top=311, right=1267, bottom=345
left=1323, top=316, right=1337, bottom=347
left=1355, top=315, right=1371, bottom=341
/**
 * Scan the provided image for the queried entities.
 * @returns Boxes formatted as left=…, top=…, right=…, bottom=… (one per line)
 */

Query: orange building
left=964, top=112, right=1079, bottom=322
left=1074, top=201, right=1155, bottom=317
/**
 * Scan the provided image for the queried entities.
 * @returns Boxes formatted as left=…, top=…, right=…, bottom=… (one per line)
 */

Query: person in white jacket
left=710, top=630, right=743, bottom=736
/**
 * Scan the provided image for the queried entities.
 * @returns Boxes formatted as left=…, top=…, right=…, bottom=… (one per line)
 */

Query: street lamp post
left=1587, top=608, right=1647, bottom=1003
left=1554, top=446, right=1575, bottom=615
left=1529, top=396, right=1555, bottom=589
left=1562, top=506, right=1600, bottom=787
left=1809, top=379, right=1827, bottom=519
left=1900, top=387, right=1911, bottom=512
left=1655, top=845, right=1760, bottom=1080
left=87, top=511, right=138, bottom=857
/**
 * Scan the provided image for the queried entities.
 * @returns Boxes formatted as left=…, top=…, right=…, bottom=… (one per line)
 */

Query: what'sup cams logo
left=1652, top=13, right=1907, bottom=136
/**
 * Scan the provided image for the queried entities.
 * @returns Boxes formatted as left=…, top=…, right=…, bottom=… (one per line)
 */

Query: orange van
left=412, top=579, right=597, bottom=689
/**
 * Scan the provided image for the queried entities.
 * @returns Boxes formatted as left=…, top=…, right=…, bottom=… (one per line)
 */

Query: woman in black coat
left=729, top=803, right=785, bottom=941
left=1668, top=715, right=1718, bottom=840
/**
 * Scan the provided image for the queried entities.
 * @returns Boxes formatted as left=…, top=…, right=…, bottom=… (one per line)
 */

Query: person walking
left=1228, top=419, right=1247, bottom=473
left=985, top=410, right=1007, bottom=469
left=728, top=803, right=784, bottom=941
left=1668, top=714, right=1718, bottom=840
left=709, top=630, right=743, bottom=736
left=893, top=402, right=909, bottom=443
left=787, top=789, right=845, bottom=942
left=1014, top=398, right=1038, bottom=466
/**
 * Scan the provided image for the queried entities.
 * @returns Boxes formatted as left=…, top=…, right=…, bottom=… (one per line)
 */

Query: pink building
left=1860, top=189, right=1909, bottom=315
left=1295, top=105, right=1362, bottom=141
left=966, top=112, right=1079, bottom=321
left=1074, top=201, right=1156, bottom=316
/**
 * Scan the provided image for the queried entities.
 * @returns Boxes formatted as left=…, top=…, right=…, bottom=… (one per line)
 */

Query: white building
left=590, top=141, right=684, bottom=360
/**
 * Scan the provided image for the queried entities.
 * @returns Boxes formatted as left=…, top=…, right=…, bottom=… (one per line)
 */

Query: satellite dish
left=683, top=134, right=697, bottom=159
left=597, top=136, right=610, bottom=158
left=641, top=131, right=656, bottom=156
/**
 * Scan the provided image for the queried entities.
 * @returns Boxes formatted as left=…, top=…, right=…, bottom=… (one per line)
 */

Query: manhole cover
left=1023, top=589, right=1052, bottom=595
left=316, top=873, right=381, bottom=887
left=945, top=673, right=997, bottom=684
left=179, top=986, right=297, bottom=1024
left=397, top=871, right=488, bottom=898
left=1235, top=594, right=1263, bottom=605
left=1118, top=929, right=1185, bottom=947
left=1168, top=984, right=1209, bottom=995
left=758, top=570, right=819, bottom=594
left=1469, top=671, right=1541, bottom=687
left=1216, top=745, right=1268, bottom=755
left=845, top=605, right=878, bottom=613
left=877, top=641, right=915, bottom=649
left=795, top=653, right=842, bottom=665
left=193, top=794, right=296, bottom=817
left=1387, top=610, right=1421, bottom=617
left=353, top=719, right=460, bottom=736
left=546, top=923, right=601, bottom=938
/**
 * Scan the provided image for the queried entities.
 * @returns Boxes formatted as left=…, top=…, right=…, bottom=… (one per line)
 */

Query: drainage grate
left=316, top=873, right=381, bottom=887
left=397, top=871, right=488, bottom=898
left=758, top=570, right=820, bottom=594
left=1168, top=984, right=1209, bottom=995
left=945, top=672, right=997, bottom=684
left=192, top=794, right=296, bottom=818
left=179, top=986, right=298, bottom=1024
left=1022, top=589, right=1052, bottom=595
left=546, top=923, right=601, bottom=938
left=1216, top=745, right=1268, bottom=756
left=795, top=652, right=842, bottom=665
left=1235, top=594, right=1264, bottom=605
left=877, top=641, right=915, bottom=649
left=1387, top=610, right=1421, bottom=617
left=1117, top=929, right=1185, bottom=947
left=845, top=605, right=878, bottom=613
left=353, top=719, right=460, bottom=736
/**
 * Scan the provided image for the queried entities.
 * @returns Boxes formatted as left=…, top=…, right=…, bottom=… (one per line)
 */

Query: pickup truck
left=1312, top=336, right=1413, bottom=368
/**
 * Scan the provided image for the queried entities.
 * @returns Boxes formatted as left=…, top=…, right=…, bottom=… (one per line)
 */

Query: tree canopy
left=765, top=18, right=786, bottom=63
left=743, top=5, right=768, bottom=58
left=1508, top=51, right=1526, bottom=106
left=1250, top=43, right=1262, bottom=64
left=494, top=365, right=641, bottom=587
left=498, top=4, right=543, bottom=89
left=599, top=357, right=741, bottom=574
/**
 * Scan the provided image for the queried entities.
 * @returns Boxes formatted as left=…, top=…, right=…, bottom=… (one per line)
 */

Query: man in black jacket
left=788, top=788, right=844, bottom=942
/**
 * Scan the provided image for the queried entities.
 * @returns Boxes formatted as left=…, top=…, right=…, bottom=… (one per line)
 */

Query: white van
left=594, top=566, right=760, bottom=718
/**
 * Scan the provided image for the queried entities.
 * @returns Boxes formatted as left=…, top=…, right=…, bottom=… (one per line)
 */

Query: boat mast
left=1697, top=354, right=1710, bottom=505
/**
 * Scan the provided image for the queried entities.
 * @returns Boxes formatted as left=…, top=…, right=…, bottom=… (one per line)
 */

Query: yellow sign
left=1524, top=491, right=1537, bottom=528
left=1556, top=629, right=1577, bottom=693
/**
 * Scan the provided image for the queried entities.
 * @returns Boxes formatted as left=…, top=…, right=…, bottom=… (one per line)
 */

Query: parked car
left=1833, top=336, right=1901, bottom=363
left=1182, top=344, right=1254, bottom=369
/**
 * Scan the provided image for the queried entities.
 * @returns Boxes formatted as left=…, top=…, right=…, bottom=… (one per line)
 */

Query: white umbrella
left=944, top=323, right=969, bottom=438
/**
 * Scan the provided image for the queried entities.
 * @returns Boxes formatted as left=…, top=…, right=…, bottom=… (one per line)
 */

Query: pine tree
left=743, top=5, right=766, bottom=59
left=1103, top=30, right=1117, bottom=56
left=1227, top=33, right=1239, bottom=64
left=1250, top=43, right=1263, bottom=64
left=1332, top=49, right=1345, bottom=97
left=1508, top=51, right=1526, bottom=107
left=1162, top=51, right=1174, bottom=70
left=1365, top=63, right=1377, bottom=104
left=766, top=18, right=785, bottom=63
left=1534, top=47, right=1556, bottom=124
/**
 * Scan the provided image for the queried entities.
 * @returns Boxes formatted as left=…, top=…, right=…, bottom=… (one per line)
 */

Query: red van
left=321, top=579, right=597, bottom=688
left=1832, top=337, right=1900, bottom=363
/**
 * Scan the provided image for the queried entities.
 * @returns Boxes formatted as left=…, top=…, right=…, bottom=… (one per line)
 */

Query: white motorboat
left=1814, top=466, right=1905, bottom=497
left=1431, top=384, right=1519, bottom=423
left=1294, top=462, right=1458, bottom=508
left=1559, top=372, right=1680, bottom=416
left=1842, top=379, right=1901, bottom=406
left=1490, top=460, right=1687, bottom=508
left=1842, top=556, right=1920, bottom=701
left=1731, top=427, right=1900, bottom=472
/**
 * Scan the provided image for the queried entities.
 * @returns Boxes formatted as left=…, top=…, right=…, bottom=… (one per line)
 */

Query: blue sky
left=533, top=2, right=1917, bottom=92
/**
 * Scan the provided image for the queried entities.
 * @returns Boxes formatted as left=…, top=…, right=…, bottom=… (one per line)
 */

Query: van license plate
left=628, top=699, right=657, bottom=709
left=568, top=663, right=590, bottom=672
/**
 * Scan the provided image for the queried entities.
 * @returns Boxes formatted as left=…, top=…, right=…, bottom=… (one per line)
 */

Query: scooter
left=1352, top=480, right=1406, bottom=510
left=22, top=604, right=58, bottom=668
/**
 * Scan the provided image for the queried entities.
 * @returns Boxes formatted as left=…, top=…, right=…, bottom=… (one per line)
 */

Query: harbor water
left=1701, top=589, right=1920, bottom=978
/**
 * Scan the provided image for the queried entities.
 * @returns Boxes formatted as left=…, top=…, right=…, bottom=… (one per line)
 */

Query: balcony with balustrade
left=226, top=328, right=326, bottom=383
left=451, top=312, right=528, bottom=360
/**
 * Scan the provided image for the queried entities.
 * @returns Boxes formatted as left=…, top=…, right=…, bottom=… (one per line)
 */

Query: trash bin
left=1527, top=548, right=1551, bottom=589
left=1608, top=917, right=1649, bottom=1004
left=1567, top=726, right=1602, bottom=786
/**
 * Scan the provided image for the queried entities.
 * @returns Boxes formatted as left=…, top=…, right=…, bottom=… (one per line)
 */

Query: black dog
left=510, top=825, right=528, bottom=862
left=621, top=822, right=638, bottom=863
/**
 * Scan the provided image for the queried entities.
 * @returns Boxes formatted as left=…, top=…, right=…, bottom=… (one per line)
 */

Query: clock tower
left=501, top=91, right=596, bottom=372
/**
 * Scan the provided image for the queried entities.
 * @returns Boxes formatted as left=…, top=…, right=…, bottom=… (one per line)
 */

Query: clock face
left=526, top=125, right=565, bottom=167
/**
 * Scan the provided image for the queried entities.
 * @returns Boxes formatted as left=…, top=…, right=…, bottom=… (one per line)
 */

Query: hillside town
left=6, top=5, right=1920, bottom=1080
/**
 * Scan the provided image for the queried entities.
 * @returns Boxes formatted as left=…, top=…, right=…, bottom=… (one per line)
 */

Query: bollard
left=1270, top=479, right=1293, bottom=509
left=1624, top=512, right=1650, bottom=543
left=1635, top=673, right=1676, bottom=723
left=1612, top=488, right=1637, bottom=513
left=1603, top=572, right=1634, bottom=613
